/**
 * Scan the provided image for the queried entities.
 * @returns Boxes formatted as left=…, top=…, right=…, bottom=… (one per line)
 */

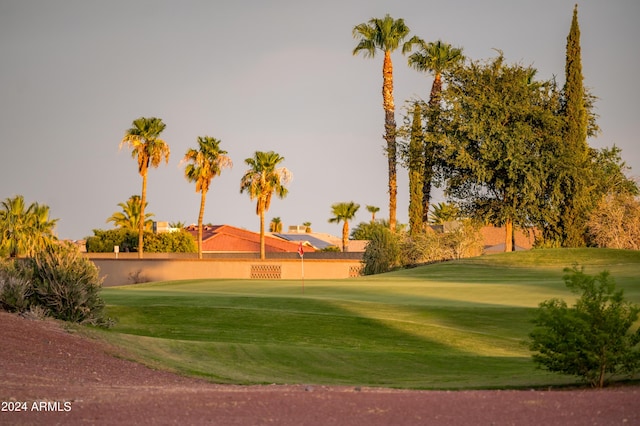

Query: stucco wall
left=90, top=257, right=363, bottom=287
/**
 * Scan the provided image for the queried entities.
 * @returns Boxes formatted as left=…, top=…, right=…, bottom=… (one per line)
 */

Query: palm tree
left=183, top=136, right=232, bottom=259
left=329, top=202, right=360, bottom=252
left=240, top=151, right=292, bottom=260
left=353, top=14, right=418, bottom=233
left=407, top=40, right=464, bottom=222
left=269, top=217, right=283, bottom=233
left=366, top=205, right=380, bottom=223
left=107, top=195, right=154, bottom=232
left=302, top=221, right=312, bottom=233
left=120, top=117, right=169, bottom=258
left=429, top=202, right=460, bottom=225
left=28, top=203, right=58, bottom=256
left=0, top=195, right=58, bottom=257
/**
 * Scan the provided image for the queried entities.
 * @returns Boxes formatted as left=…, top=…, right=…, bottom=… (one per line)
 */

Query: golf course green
left=99, top=248, right=640, bottom=389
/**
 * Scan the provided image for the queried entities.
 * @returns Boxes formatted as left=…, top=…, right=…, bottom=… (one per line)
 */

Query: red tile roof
left=186, top=224, right=315, bottom=253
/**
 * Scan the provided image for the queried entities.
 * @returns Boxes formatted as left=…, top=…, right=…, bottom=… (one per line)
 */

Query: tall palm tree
left=240, top=151, right=292, bottom=260
left=183, top=136, right=232, bottom=259
left=366, top=205, right=380, bottom=223
left=107, top=195, right=154, bottom=232
left=0, top=195, right=58, bottom=257
left=269, top=217, right=283, bottom=233
left=120, top=117, right=169, bottom=258
left=407, top=40, right=464, bottom=222
left=353, top=14, right=418, bottom=233
left=329, top=202, right=360, bottom=252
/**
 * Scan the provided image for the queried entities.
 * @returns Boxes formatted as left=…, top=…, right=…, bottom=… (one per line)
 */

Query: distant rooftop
left=273, top=233, right=336, bottom=250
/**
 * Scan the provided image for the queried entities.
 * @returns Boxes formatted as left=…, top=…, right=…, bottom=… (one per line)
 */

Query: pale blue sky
left=1, top=0, right=638, bottom=240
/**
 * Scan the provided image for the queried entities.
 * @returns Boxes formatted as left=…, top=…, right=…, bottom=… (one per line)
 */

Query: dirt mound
left=1, top=311, right=638, bottom=425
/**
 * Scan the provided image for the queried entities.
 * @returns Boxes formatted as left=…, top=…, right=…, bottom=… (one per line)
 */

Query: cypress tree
left=560, top=4, right=591, bottom=247
left=408, top=102, right=425, bottom=236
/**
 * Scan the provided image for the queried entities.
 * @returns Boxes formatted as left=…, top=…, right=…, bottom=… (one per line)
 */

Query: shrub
left=27, top=242, right=111, bottom=326
left=0, top=267, right=33, bottom=312
left=529, top=267, right=640, bottom=387
left=85, top=228, right=137, bottom=253
left=399, top=220, right=483, bottom=267
left=361, top=227, right=400, bottom=275
left=319, top=246, right=341, bottom=252
left=143, top=230, right=197, bottom=253
left=587, top=194, right=640, bottom=249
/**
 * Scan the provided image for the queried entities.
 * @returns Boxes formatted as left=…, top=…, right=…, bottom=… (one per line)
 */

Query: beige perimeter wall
left=90, top=257, right=364, bottom=287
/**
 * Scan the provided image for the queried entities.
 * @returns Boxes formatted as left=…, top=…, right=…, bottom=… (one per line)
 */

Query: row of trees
left=118, top=117, right=292, bottom=260
left=353, top=7, right=638, bottom=251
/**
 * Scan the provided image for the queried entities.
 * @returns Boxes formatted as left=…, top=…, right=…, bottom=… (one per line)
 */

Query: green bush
left=529, top=267, right=640, bottom=387
left=28, top=243, right=111, bottom=326
left=85, top=228, right=137, bottom=253
left=0, top=244, right=113, bottom=327
left=361, top=227, right=400, bottom=275
left=143, top=230, right=197, bottom=253
left=0, top=265, right=33, bottom=312
left=86, top=228, right=196, bottom=253
left=399, top=221, right=483, bottom=268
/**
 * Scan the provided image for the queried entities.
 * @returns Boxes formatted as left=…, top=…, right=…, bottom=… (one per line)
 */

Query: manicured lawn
left=98, top=248, right=640, bottom=389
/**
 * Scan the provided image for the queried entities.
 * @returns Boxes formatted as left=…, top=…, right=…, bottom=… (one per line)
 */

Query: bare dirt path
left=1, top=312, right=638, bottom=425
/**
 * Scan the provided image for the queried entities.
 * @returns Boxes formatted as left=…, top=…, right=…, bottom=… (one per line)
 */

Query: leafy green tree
left=591, top=146, right=639, bottom=198
left=558, top=5, right=593, bottom=247
left=240, top=151, right=292, bottom=260
left=353, top=14, right=418, bottom=233
left=119, top=117, right=170, bottom=258
left=407, top=102, right=425, bottom=236
left=530, top=267, right=640, bottom=388
left=183, top=136, right=232, bottom=259
left=107, top=195, right=154, bottom=232
left=328, top=202, right=360, bottom=252
left=85, top=228, right=138, bottom=253
left=407, top=40, right=464, bottom=221
left=0, top=195, right=58, bottom=257
left=440, top=55, right=563, bottom=251
left=143, top=230, right=197, bottom=253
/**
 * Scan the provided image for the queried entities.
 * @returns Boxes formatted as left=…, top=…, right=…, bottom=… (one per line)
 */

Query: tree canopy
left=439, top=55, right=563, bottom=251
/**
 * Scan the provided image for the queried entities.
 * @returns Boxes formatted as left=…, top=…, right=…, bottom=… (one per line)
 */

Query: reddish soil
left=1, top=311, right=638, bottom=425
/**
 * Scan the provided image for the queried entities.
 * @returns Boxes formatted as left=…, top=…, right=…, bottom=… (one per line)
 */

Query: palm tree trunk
left=342, top=221, right=349, bottom=252
left=259, top=205, right=265, bottom=260
left=382, top=50, right=397, bottom=233
left=138, top=173, right=147, bottom=259
left=197, top=191, right=206, bottom=259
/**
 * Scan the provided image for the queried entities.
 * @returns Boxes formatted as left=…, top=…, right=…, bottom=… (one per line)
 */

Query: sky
left=1, top=0, right=638, bottom=241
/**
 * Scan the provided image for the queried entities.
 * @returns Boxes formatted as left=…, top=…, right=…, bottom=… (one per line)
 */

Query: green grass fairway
left=98, top=248, right=640, bottom=389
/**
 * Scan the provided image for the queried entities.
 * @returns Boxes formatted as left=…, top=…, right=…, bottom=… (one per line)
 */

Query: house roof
left=274, top=232, right=369, bottom=252
left=185, top=224, right=316, bottom=253
left=273, top=233, right=336, bottom=250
